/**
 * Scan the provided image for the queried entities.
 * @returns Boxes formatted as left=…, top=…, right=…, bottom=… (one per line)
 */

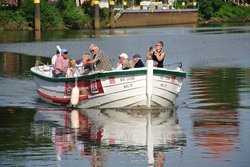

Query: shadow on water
left=187, top=67, right=250, bottom=161
left=0, top=106, right=186, bottom=166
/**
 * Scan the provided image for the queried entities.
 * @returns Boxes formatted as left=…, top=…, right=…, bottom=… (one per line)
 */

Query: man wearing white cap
left=115, top=53, right=128, bottom=70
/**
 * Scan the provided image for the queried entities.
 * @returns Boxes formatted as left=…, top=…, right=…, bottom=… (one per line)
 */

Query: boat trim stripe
left=37, top=89, right=88, bottom=104
left=31, top=68, right=186, bottom=82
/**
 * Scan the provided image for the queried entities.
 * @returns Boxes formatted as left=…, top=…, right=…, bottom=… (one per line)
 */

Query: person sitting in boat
left=115, top=53, right=128, bottom=70
left=146, top=41, right=165, bottom=68
left=86, top=44, right=112, bottom=71
left=133, top=54, right=144, bottom=68
left=78, top=53, right=92, bottom=74
left=66, top=59, right=78, bottom=77
left=51, top=49, right=60, bottom=76
left=121, top=59, right=133, bottom=70
left=51, top=49, right=60, bottom=69
left=54, top=48, right=69, bottom=77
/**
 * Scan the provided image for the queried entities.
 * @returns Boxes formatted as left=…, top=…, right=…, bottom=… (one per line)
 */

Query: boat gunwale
left=30, top=67, right=186, bottom=82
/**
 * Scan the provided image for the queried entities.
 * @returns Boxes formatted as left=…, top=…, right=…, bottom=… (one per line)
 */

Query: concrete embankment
left=113, top=9, right=198, bottom=28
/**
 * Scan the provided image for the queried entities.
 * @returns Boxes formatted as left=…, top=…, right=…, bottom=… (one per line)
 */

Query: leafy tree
left=19, top=0, right=34, bottom=25
left=40, top=0, right=64, bottom=30
left=57, top=0, right=92, bottom=29
left=19, top=0, right=64, bottom=30
left=198, top=0, right=225, bottom=20
left=81, top=1, right=113, bottom=28
left=214, top=3, right=250, bottom=21
left=81, top=0, right=94, bottom=18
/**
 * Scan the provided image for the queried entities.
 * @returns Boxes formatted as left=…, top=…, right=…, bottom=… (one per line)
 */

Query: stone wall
left=114, top=9, right=198, bottom=28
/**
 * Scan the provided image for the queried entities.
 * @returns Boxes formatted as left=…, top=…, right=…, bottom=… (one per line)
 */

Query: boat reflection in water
left=33, top=107, right=186, bottom=166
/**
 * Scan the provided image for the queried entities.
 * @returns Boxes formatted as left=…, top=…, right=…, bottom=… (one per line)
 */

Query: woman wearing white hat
left=115, top=53, right=128, bottom=70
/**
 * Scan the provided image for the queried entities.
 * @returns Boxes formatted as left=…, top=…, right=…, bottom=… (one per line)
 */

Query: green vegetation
left=0, top=0, right=250, bottom=30
left=0, top=9, right=30, bottom=30
left=40, top=0, right=64, bottom=29
left=213, top=3, right=250, bottom=22
left=0, top=0, right=102, bottom=30
left=59, top=0, right=92, bottom=29
left=197, top=0, right=250, bottom=22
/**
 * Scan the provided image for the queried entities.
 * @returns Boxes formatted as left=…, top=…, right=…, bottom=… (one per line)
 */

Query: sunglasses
left=90, top=49, right=94, bottom=53
left=63, top=52, right=68, bottom=54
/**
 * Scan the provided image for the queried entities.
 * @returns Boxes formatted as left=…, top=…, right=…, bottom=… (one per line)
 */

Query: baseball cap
left=133, top=54, right=141, bottom=58
left=61, top=49, right=68, bottom=54
left=119, top=53, right=128, bottom=59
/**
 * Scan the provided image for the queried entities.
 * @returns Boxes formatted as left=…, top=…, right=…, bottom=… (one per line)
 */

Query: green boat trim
left=30, top=67, right=186, bottom=82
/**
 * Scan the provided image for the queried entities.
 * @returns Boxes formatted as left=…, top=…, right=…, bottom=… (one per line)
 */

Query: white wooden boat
left=30, top=60, right=186, bottom=108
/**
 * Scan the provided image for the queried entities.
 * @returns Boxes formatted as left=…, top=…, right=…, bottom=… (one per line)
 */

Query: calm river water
left=0, top=25, right=250, bottom=167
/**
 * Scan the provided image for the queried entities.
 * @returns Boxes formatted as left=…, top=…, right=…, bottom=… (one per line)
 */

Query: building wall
left=114, top=10, right=198, bottom=28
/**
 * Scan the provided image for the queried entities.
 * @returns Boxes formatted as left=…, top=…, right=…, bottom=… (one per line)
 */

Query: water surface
left=0, top=25, right=250, bottom=166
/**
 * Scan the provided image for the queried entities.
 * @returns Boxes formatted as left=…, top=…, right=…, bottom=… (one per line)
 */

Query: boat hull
left=31, top=62, right=186, bottom=108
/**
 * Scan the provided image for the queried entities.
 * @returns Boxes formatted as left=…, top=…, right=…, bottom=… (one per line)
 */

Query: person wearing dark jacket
left=133, top=54, right=144, bottom=68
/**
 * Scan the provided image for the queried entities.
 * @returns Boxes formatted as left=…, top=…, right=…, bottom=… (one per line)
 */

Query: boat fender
left=71, top=85, right=79, bottom=107
left=71, top=73, right=80, bottom=107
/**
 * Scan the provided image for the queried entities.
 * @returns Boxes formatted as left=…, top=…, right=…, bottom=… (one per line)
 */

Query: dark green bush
left=0, top=10, right=29, bottom=30
left=198, top=0, right=250, bottom=21
left=198, top=0, right=225, bottom=20
left=214, top=3, right=250, bottom=21
left=40, top=0, right=64, bottom=30
left=19, top=0, right=34, bottom=25
left=100, top=8, right=110, bottom=27
left=62, top=7, right=86, bottom=29
left=81, top=1, right=111, bottom=28
left=82, top=1, right=94, bottom=18
left=19, top=0, right=64, bottom=30
left=60, top=0, right=92, bottom=29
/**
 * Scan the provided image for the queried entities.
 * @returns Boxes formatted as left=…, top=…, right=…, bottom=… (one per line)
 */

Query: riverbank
left=1, top=12, right=249, bottom=31
left=0, top=1, right=250, bottom=31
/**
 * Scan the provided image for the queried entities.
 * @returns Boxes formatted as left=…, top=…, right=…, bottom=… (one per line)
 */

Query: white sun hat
left=119, top=53, right=128, bottom=59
